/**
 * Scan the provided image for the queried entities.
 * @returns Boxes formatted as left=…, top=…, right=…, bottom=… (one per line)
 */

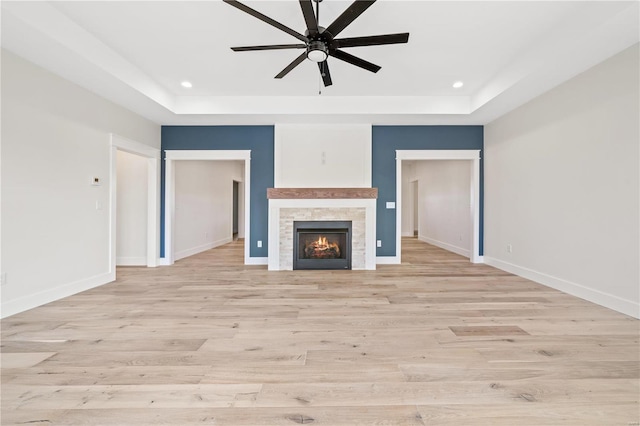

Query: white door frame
left=395, top=150, right=482, bottom=264
left=109, top=134, right=160, bottom=272
left=164, top=150, right=251, bottom=265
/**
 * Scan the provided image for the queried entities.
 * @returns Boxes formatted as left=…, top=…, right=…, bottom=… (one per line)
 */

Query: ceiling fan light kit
left=307, top=40, right=328, bottom=62
left=223, top=0, right=410, bottom=87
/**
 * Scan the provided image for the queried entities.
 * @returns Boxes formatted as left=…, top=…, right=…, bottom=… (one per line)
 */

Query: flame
left=306, top=235, right=340, bottom=257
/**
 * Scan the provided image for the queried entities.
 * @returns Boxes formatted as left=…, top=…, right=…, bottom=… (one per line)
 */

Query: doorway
left=171, top=160, right=245, bottom=261
left=404, top=160, right=472, bottom=259
left=116, top=150, right=148, bottom=265
left=109, top=134, right=160, bottom=274
left=164, top=150, right=252, bottom=265
left=396, top=150, right=481, bottom=264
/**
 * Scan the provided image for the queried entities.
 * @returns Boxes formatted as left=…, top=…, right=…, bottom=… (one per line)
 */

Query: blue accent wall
left=160, top=126, right=274, bottom=258
left=372, top=126, right=484, bottom=257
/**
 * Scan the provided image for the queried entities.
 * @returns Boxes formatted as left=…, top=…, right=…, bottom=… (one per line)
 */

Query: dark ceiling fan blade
left=223, top=0, right=308, bottom=42
left=232, top=44, right=306, bottom=52
left=325, top=0, right=376, bottom=38
left=275, top=52, right=307, bottom=79
left=330, top=49, right=381, bottom=73
left=318, top=61, right=333, bottom=87
left=299, top=0, right=318, bottom=35
left=334, top=32, right=409, bottom=48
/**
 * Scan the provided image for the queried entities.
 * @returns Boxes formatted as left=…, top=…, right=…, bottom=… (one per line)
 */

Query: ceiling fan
left=223, top=0, right=410, bottom=87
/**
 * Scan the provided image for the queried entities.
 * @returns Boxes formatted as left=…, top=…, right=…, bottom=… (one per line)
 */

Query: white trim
left=164, top=157, right=175, bottom=265
left=484, top=257, right=639, bottom=319
left=1, top=272, right=114, bottom=319
left=174, top=237, right=233, bottom=261
left=245, top=257, right=268, bottom=266
left=475, top=256, right=484, bottom=264
left=396, top=150, right=481, bottom=264
left=111, top=134, right=160, bottom=159
left=376, top=256, right=400, bottom=265
left=419, top=235, right=470, bottom=259
left=164, top=150, right=252, bottom=265
left=116, top=257, right=147, bottom=266
left=157, top=258, right=171, bottom=266
left=110, top=145, right=117, bottom=274
left=396, top=150, right=479, bottom=161
left=110, top=134, right=160, bottom=273
left=146, top=155, right=160, bottom=268
left=165, top=150, right=250, bottom=161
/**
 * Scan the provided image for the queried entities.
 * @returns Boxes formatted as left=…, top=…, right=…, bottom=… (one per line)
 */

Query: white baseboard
left=401, top=232, right=414, bottom=237
left=116, top=256, right=147, bottom=266
left=376, top=256, right=401, bottom=265
left=419, top=235, right=470, bottom=258
left=1, top=271, right=115, bottom=319
left=174, top=237, right=232, bottom=261
left=157, top=253, right=266, bottom=266
left=484, top=256, right=640, bottom=319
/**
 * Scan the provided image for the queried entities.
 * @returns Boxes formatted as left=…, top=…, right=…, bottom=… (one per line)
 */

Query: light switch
left=386, top=202, right=396, bottom=209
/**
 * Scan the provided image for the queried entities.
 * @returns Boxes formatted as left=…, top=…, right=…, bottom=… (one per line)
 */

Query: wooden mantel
left=267, top=188, right=378, bottom=199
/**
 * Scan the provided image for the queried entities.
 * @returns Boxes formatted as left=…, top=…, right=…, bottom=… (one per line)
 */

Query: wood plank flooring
left=2, top=238, right=639, bottom=425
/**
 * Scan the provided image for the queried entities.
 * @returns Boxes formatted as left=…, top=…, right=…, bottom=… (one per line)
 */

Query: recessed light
left=181, top=81, right=193, bottom=88
left=452, top=81, right=464, bottom=89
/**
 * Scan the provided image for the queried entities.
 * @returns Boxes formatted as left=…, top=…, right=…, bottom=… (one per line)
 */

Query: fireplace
left=293, top=221, right=352, bottom=270
left=267, top=188, right=377, bottom=271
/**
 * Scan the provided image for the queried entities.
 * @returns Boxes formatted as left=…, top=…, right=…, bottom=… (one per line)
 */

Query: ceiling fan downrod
left=314, top=0, right=321, bottom=27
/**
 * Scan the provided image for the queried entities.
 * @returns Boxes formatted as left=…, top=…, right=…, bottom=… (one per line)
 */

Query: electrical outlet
left=257, top=240, right=262, bottom=248
left=507, top=244, right=512, bottom=253
left=376, top=240, right=382, bottom=247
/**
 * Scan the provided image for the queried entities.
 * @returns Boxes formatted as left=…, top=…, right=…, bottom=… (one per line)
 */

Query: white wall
left=275, top=124, right=372, bottom=188
left=484, top=44, right=639, bottom=318
left=1, top=50, right=160, bottom=318
left=404, top=161, right=471, bottom=258
left=116, top=150, right=148, bottom=266
left=174, top=160, right=243, bottom=260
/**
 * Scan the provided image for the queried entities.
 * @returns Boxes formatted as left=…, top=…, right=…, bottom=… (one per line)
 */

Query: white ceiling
left=2, top=1, right=638, bottom=125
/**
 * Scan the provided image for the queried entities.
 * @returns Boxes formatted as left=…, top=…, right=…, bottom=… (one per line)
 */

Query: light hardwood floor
left=2, top=238, right=639, bottom=425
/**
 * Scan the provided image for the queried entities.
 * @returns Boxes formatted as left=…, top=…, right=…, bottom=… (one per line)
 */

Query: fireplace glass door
left=293, top=221, right=352, bottom=270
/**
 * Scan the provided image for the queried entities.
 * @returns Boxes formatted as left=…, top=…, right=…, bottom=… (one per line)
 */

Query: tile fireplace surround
left=267, top=188, right=377, bottom=271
